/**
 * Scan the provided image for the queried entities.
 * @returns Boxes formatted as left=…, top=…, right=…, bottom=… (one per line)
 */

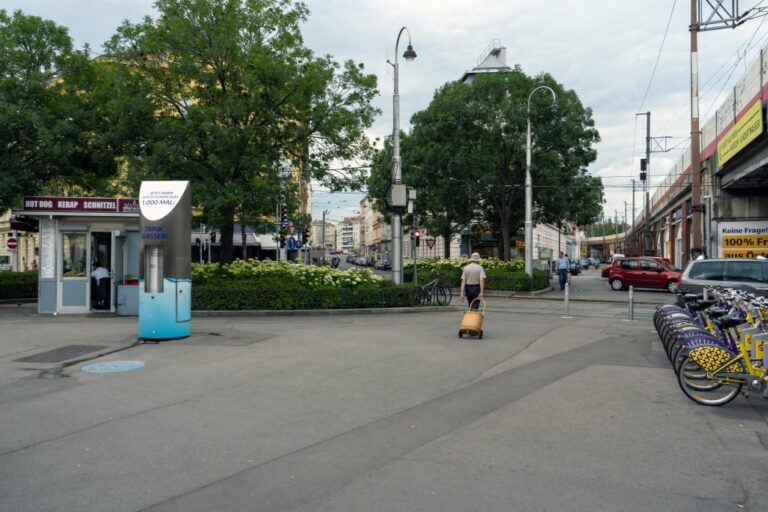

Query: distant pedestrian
left=460, top=252, right=486, bottom=310
left=556, top=251, right=571, bottom=291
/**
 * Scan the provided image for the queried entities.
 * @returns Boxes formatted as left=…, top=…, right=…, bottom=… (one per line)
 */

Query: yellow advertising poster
left=718, top=221, right=768, bottom=258
left=717, top=100, right=763, bottom=167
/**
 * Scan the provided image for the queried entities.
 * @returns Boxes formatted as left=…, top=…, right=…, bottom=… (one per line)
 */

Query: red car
left=608, top=257, right=681, bottom=293
left=601, top=256, right=675, bottom=278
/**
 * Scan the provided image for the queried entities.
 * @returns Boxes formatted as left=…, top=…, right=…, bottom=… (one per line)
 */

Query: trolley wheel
left=478, top=330, right=483, bottom=339
left=458, top=331, right=463, bottom=338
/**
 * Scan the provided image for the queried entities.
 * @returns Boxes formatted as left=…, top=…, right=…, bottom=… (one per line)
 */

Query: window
left=640, top=260, right=661, bottom=271
left=620, top=259, right=639, bottom=270
left=725, top=261, right=766, bottom=283
left=689, top=261, right=724, bottom=280
left=62, top=232, right=87, bottom=277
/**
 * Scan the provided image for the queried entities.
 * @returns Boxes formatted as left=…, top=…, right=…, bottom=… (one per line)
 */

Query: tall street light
left=387, top=26, right=417, bottom=285
left=525, top=85, right=556, bottom=279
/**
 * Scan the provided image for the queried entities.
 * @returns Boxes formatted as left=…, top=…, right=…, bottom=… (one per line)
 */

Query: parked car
left=569, top=261, right=581, bottom=276
left=678, top=258, right=768, bottom=296
left=588, top=257, right=600, bottom=267
left=608, top=257, right=682, bottom=293
left=578, top=258, right=590, bottom=270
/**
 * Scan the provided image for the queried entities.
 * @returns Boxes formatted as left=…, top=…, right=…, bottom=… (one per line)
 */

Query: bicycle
left=409, top=275, right=453, bottom=306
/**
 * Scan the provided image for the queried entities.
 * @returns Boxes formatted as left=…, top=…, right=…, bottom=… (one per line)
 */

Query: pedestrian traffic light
left=195, top=237, right=201, bottom=247
left=279, top=232, right=286, bottom=248
left=280, top=205, right=288, bottom=226
left=302, top=228, right=309, bottom=244
left=210, top=231, right=217, bottom=243
left=414, top=229, right=421, bottom=247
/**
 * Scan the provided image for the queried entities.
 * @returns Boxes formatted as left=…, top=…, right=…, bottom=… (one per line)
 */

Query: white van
left=609, top=253, right=625, bottom=264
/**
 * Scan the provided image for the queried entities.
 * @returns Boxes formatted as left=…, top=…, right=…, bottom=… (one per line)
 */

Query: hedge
left=193, top=281, right=413, bottom=310
left=406, top=266, right=549, bottom=291
left=0, top=271, right=38, bottom=300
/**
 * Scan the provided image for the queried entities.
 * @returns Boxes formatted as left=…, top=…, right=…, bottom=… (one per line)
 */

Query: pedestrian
left=556, top=251, right=571, bottom=291
left=460, top=252, right=486, bottom=310
left=91, top=261, right=110, bottom=309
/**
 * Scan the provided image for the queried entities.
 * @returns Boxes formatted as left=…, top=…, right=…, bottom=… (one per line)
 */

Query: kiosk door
left=58, top=231, right=89, bottom=314
left=90, top=231, right=118, bottom=312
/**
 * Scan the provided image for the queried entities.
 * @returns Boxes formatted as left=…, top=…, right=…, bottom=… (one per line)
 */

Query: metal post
left=388, top=27, right=416, bottom=286
left=525, top=85, right=556, bottom=279
left=628, top=285, right=635, bottom=320
left=564, top=282, right=571, bottom=317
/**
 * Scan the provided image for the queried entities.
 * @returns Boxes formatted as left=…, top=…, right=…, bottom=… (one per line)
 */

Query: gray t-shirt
left=461, top=262, right=486, bottom=285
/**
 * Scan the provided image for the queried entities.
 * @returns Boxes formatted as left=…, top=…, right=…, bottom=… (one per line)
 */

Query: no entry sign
left=7, top=237, right=17, bottom=250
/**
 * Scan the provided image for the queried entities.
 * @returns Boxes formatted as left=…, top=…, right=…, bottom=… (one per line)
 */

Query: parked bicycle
left=409, top=275, right=453, bottom=307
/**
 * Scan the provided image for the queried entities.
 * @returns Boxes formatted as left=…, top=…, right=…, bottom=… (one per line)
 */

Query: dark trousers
left=465, top=284, right=481, bottom=310
left=558, top=269, right=568, bottom=290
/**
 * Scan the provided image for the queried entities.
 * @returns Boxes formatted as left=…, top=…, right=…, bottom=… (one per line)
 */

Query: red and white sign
left=7, top=237, right=18, bottom=250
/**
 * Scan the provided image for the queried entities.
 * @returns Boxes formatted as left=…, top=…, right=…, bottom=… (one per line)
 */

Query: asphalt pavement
left=1, top=268, right=767, bottom=512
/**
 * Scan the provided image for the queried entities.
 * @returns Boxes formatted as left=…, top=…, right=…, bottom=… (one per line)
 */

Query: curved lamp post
left=525, top=85, right=556, bottom=279
left=387, top=26, right=416, bottom=285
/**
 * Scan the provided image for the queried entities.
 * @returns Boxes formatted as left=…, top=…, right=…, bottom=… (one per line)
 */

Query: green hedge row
left=0, top=271, right=38, bottom=300
left=193, top=281, right=413, bottom=310
left=406, top=267, right=549, bottom=291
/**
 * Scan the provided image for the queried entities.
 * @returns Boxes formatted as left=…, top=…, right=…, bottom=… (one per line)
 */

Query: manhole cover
left=15, top=345, right=108, bottom=363
left=82, top=360, right=145, bottom=373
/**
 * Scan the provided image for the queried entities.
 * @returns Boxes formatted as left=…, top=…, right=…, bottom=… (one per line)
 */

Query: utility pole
left=322, top=210, right=330, bottom=265
left=631, top=179, right=636, bottom=255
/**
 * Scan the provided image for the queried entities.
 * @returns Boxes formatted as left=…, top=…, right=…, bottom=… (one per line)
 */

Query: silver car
left=678, top=258, right=768, bottom=296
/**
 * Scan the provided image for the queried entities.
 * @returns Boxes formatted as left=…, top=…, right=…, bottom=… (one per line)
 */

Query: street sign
left=7, top=237, right=17, bottom=250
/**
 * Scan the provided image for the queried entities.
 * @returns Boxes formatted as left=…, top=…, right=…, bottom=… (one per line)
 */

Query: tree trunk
left=241, top=222, right=247, bottom=260
left=442, top=227, right=452, bottom=259
left=499, top=218, right=511, bottom=261
left=219, top=206, right=236, bottom=263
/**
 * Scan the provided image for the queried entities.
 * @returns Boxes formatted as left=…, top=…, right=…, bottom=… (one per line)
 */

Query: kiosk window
left=62, top=232, right=87, bottom=277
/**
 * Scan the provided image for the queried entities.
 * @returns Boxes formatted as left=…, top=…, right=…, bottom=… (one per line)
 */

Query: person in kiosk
left=460, top=252, right=486, bottom=310
left=91, top=261, right=110, bottom=309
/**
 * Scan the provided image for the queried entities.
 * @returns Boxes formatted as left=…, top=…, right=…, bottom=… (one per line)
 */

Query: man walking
left=556, top=251, right=570, bottom=291
left=460, top=252, right=486, bottom=310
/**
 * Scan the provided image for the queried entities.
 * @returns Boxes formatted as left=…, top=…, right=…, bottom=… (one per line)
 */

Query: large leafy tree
left=105, top=0, right=378, bottom=261
left=0, top=10, right=116, bottom=209
left=370, top=68, right=602, bottom=261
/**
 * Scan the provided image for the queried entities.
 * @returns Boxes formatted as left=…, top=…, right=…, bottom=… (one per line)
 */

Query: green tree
left=105, top=0, right=378, bottom=261
left=0, top=10, right=117, bottom=209
left=370, top=68, right=602, bottom=261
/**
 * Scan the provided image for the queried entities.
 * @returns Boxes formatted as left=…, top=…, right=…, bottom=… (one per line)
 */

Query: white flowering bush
left=192, top=258, right=383, bottom=289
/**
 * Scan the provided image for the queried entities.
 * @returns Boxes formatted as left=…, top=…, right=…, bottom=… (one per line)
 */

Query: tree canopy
left=104, top=0, right=379, bottom=261
left=0, top=9, right=116, bottom=209
left=369, top=67, right=603, bottom=260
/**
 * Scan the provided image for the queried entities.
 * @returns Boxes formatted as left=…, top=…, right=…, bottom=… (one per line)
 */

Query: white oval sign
left=139, top=181, right=189, bottom=221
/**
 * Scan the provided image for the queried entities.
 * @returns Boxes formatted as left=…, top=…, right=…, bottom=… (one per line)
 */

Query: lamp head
left=403, top=43, right=417, bottom=61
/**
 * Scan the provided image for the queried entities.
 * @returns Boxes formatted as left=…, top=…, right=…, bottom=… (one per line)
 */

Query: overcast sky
left=4, top=0, right=767, bottom=228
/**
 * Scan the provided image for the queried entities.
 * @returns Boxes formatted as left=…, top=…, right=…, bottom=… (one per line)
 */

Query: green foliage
left=0, top=10, right=117, bottom=209
left=0, top=271, right=38, bottom=299
left=190, top=259, right=412, bottom=310
left=404, top=257, right=548, bottom=291
left=369, top=67, right=603, bottom=261
left=104, top=0, right=379, bottom=262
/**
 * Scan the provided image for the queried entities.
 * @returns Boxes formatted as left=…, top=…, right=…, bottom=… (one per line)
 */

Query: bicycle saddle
left=694, top=299, right=717, bottom=308
left=684, top=293, right=703, bottom=301
left=706, top=307, right=728, bottom=318
left=714, top=315, right=743, bottom=330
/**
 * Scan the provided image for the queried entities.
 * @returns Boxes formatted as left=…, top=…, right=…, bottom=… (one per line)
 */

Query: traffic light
left=302, top=228, right=309, bottom=244
left=280, top=205, right=288, bottom=226
left=195, top=237, right=201, bottom=247
left=640, top=158, right=647, bottom=181
left=210, top=231, right=217, bottom=243
left=279, top=232, right=286, bottom=248
left=413, top=229, right=421, bottom=247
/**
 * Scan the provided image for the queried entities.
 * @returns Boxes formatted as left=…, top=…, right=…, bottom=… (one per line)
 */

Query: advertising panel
left=717, top=220, right=768, bottom=258
left=717, top=100, right=764, bottom=168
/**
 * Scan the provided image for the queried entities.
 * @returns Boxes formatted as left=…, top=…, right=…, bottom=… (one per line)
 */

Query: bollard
left=628, top=285, right=634, bottom=320
left=703, top=287, right=709, bottom=300
left=564, top=282, right=571, bottom=317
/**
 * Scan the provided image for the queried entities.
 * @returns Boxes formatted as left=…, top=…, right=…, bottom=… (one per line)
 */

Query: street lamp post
left=525, top=85, right=556, bottom=279
left=387, top=26, right=417, bottom=285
